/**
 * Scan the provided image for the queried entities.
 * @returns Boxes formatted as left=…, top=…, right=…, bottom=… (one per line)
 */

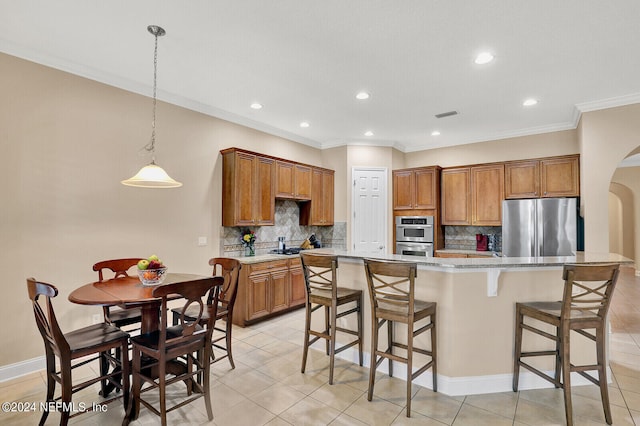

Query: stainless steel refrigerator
left=502, top=198, right=577, bottom=257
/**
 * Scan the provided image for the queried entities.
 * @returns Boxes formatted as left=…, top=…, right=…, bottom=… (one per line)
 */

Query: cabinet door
left=270, top=269, right=289, bottom=313
left=471, top=164, right=504, bottom=226
left=289, top=265, right=306, bottom=307
left=275, top=161, right=295, bottom=198
left=441, top=168, right=471, bottom=225
left=255, top=156, right=275, bottom=225
left=321, top=170, right=334, bottom=225
left=294, top=165, right=312, bottom=199
left=505, top=160, right=540, bottom=199
left=247, top=273, right=270, bottom=321
left=541, top=156, right=579, bottom=197
left=414, top=168, right=437, bottom=210
left=234, top=152, right=258, bottom=226
left=393, top=170, right=415, bottom=210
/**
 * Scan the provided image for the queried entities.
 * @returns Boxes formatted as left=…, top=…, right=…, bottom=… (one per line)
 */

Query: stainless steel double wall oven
left=395, top=216, right=434, bottom=257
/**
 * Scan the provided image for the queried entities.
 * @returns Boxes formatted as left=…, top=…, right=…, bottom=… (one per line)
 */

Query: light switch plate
left=197, top=236, right=207, bottom=246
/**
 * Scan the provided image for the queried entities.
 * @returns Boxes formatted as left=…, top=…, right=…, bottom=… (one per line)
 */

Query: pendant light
left=122, top=25, right=182, bottom=188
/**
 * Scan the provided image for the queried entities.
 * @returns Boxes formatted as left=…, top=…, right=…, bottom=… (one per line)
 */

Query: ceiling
left=1, top=1, right=640, bottom=153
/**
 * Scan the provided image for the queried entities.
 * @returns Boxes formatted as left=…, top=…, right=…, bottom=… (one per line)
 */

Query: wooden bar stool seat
left=300, top=253, right=363, bottom=385
left=513, top=263, right=620, bottom=425
left=363, top=258, right=437, bottom=417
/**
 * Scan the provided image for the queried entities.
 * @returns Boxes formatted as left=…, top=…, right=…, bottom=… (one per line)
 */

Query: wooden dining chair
left=171, top=258, right=242, bottom=369
left=27, top=278, right=130, bottom=426
left=363, top=258, right=437, bottom=417
left=300, top=253, right=363, bottom=385
left=513, top=263, right=620, bottom=426
left=93, top=258, right=145, bottom=328
left=124, top=276, right=224, bottom=426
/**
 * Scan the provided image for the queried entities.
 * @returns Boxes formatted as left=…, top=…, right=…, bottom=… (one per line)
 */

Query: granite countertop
left=229, top=249, right=633, bottom=269
left=435, top=249, right=497, bottom=257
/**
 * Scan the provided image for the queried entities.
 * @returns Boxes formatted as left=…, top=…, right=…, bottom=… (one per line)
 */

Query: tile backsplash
left=444, top=226, right=502, bottom=252
left=222, top=200, right=346, bottom=256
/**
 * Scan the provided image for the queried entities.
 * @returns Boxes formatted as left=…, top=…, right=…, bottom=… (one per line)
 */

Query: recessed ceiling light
left=250, top=102, right=263, bottom=110
left=364, top=130, right=374, bottom=136
left=523, top=98, right=538, bottom=106
left=474, top=52, right=494, bottom=65
left=299, top=121, right=310, bottom=128
left=356, top=92, right=370, bottom=100
left=431, top=131, right=441, bottom=136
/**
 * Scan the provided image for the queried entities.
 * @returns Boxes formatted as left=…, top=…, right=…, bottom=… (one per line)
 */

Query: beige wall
left=3, top=50, right=640, bottom=370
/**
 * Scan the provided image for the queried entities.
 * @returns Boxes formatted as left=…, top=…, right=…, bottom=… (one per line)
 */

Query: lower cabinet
left=234, top=258, right=306, bottom=326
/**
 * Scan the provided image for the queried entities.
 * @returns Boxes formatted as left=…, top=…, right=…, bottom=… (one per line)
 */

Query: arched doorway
left=609, top=146, right=640, bottom=272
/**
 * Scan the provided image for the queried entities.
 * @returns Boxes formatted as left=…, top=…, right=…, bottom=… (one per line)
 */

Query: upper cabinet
left=393, top=167, right=440, bottom=210
left=441, top=167, right=471, bottom=225
left=222, top=148, right=334, bottom=227
left=300, top=168, right=334, bottom=225
left=471, top=164, right=505, bottom=226
left=505, top=155, right=579, bottom=199
left=275, top=161, right=312, bottom=200
left=441, top=164, right=505, bottom=226
left=222, top=149, right=275, bottom=226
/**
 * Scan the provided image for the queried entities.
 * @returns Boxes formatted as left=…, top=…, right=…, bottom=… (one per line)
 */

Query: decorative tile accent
left=222, top=200, right=346, bottom=256
left=444, top=226, right=502, bottom=251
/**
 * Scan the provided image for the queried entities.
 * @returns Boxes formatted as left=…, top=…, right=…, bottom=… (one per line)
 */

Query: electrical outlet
left=92, top=314, right=101, bottom=324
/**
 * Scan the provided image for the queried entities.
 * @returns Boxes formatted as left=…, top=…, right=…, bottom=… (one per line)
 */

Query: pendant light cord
left=145, top=27, right=162, bottom=164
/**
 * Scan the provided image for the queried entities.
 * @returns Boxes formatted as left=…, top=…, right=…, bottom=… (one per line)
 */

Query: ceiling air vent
left=435, top=110, right=458, bottom=119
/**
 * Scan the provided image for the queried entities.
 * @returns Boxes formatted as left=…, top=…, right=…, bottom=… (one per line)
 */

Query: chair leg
left=357, top=296, right=363, bottom=367
left=120, top=341, right=130, bottom=417
left=431, top=311, right=437, bottom=392
left=125, top=347, right=141, bottom=423
left=329, top=302, right=337, bottom=385
left=554, top=326, right=562, bottom=388
left=367, top=319, right=379, bottom=401
left=99, top=350, right=109, bottom=397
left=324, top=305, right=330, bottom=355
left=596, top=326, right=612, bottom=425
left=561, top=324, right=573, bottom=426
left=159, top=354, right=167, bottom=426
left=39, top=353, right=56, bottom=426
left=60, top=359, right=72, bottom=426
left=225, top=319, right=235, bottom=369
left=301, top=302, right=312, bottom=374
left=513, top=306, right=523, bottom=392
left=388, top=319, right=394, bottom=377
left=406, top=322, right=414, bottom=417
left=202, top=347, right=214, bottom=421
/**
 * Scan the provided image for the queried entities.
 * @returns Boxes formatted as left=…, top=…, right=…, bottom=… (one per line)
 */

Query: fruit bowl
left=138, top=267, right=168, bottom=286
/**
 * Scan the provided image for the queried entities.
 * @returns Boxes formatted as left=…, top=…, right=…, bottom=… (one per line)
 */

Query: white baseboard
left=0, top=356, right=45, bottom=383
left=329, top=346, right=610, bottom=396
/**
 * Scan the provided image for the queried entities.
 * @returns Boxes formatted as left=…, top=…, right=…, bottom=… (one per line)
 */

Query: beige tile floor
left=2, top=265, right=639, bottom=425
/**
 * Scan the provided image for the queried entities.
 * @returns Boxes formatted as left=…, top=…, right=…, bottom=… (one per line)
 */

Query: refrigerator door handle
left=535, top=201, right=542, bottom=257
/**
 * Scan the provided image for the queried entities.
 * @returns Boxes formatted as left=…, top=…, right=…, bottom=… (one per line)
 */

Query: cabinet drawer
left=247, top=259, right=289, bottom=274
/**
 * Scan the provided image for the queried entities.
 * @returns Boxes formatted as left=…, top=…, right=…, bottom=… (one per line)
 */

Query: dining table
left=68, top=272, right=218, bottom=401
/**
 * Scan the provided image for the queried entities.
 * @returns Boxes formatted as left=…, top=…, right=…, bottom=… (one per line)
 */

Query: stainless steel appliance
left=502, top=198, right=577, bottom=257
left=395, top=216, right=434, bottom=257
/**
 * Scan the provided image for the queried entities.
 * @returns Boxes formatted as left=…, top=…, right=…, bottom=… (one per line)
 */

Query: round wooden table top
left=68, top=273, right=212, bottom=307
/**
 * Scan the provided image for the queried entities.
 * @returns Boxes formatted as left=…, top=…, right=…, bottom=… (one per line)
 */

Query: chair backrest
left=208, top=258, right=242, bottom=310
left=363, top=258, right=418, bottom=319
left=300, top=253, right=338, bottom=300
left=561, top=263, right=620, bottom=320
left=154, top=277, right=224, bottom=351
left=27, top=278, right=69, bottom=355
left=93, top=258, right=144, bottom=282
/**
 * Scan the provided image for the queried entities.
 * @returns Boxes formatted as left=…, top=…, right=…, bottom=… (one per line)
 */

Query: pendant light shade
left=121, top=162, right=182, bottom=188
left=122, top=25, right=182, bottom=188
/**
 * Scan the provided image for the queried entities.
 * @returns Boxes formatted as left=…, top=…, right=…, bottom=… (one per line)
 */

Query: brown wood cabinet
left=234, top=258, right=305, bottom=326
left=471, top=164, right=504, bottom=226
left=300, top=168, right=334, bottom=225
left=505, top=155, right=579, bottom=199
left=442, top=164, right=505, bottom=226
left=222, top=149, right=275, bottom=226
left=275, top=161, right=312, bottom=200
left=441, top=167, right=471, bottom=225
left=393, top=167, right=439, bottom=210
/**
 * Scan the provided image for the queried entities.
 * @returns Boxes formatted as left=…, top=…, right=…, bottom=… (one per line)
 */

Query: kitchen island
left=235, top=249, right=631, bottom=396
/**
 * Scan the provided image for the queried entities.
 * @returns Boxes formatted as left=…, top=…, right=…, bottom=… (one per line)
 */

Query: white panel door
left=352, top=168, right=387, bottom=253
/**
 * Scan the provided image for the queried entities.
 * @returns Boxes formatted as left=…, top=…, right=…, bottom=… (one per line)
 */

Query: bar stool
left=300, top=253, right=363, bottom=385
left=363, top=258, right=437, bottom=417
left=513, top=263, right=620, bottom=426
